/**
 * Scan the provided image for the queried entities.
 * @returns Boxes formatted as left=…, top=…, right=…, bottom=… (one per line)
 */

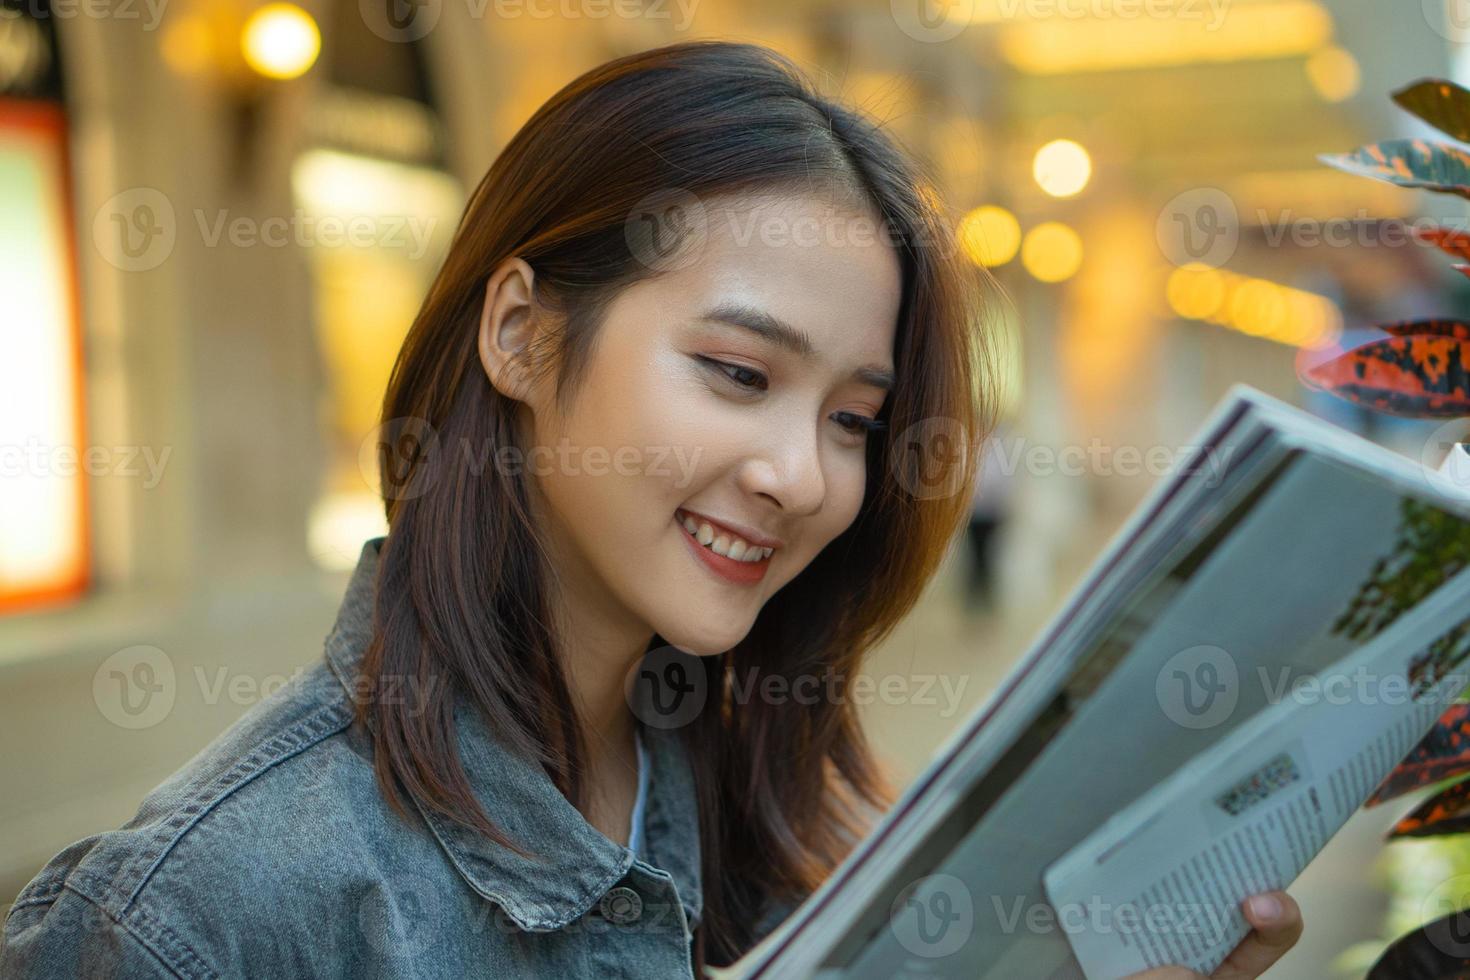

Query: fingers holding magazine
left=1123, top=890, right=1303, bottom=980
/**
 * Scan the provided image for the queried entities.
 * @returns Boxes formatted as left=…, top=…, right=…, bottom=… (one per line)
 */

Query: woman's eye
left=700, top=356, right=768, bottom=392
left=833, top=411, right=887, bottom=439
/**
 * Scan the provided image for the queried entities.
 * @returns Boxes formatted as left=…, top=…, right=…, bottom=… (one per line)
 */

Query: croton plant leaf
left=1393, top=78, right=1470, bottom=143
left=1299, top=335, right=1470, bottom=417
left=1319, top=139, right=1470, bottom=199
left=1414, top=225, right=1470, bottom=262
left=1379, top=319, right=1470, bottom=341
left=1366, top=704, right=1470, bottom=807
left=1367, top=909, right=1470, bottom=980
left=1387, top=777, right=1470, bottom=839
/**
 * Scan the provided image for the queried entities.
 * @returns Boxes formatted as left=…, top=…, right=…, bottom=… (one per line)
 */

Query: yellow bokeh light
left=1021, top=222, right=1083, bottom=283
left=1305, top=45, right=1360, bottom=103
left=241, top=3, right=320, bottom=81
left=958, top=205, right=1022, bottom=268
left=1166, top=265, right=1341, bottom=349
left=1033, top=139, right=1092, bottom=198
left=1166, top=263, right=1227, bottom=321
left=161, top=15, right=215, bottom=76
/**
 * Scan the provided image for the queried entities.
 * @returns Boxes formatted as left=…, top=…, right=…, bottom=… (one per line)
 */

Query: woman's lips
left=675, top=513, right=770, bottom=585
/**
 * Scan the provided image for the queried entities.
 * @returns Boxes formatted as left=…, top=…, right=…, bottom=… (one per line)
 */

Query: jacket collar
left=322, top=536, right=703, bottom=932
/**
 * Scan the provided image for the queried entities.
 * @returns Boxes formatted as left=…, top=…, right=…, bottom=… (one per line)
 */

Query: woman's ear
left=478, top=256, right=542, bottom=405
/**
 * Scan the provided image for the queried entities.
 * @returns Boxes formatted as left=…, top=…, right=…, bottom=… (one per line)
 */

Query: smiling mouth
left=675, top=510, right=773, bottom=585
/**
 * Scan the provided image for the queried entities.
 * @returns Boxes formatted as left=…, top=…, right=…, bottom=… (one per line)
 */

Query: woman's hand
left=1123, top=891, right=1302, bottom=980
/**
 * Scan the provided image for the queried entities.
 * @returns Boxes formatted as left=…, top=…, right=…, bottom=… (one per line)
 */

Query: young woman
left=1, top=40, right=1301, bottom=978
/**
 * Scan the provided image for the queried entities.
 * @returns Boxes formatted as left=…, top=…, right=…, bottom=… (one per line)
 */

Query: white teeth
left=679, top=511, right=773, bottom=562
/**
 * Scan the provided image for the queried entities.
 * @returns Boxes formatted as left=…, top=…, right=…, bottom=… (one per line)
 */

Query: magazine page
left=1042, top=565, right=1470, bottom=978
left=734, top=411, right=1470, bottom=978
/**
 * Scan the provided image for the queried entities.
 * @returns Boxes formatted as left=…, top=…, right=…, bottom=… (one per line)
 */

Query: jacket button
left=599, top=886, right=643, bottom=924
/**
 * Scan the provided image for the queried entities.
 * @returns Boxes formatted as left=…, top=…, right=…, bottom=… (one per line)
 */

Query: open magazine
left=716, top=384, right=1470, bottom=980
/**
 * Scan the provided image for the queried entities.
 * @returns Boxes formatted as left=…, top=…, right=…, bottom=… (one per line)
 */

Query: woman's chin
left=652, top=620, right=751, bottom=658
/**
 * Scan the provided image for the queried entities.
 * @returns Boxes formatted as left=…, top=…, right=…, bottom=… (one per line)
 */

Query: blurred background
left=5, top=0, right=1470, bottom=974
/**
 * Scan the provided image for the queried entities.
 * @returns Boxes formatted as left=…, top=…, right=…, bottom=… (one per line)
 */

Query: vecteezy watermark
left=1157, top=187, right=1240, bottom=268
left=357, top=872, right=446, bottom=956
left=93, top=645, right=177, bottom=730
left=622, top=187, right=961, bottom=275
left=93, top=647, right=442, bottom=729
left=1156, top=642, right=1470, bottom=731
left=891, top=0, right=1231, bottom=43
left=984, top=436, right=1237, bottom=485
left=0, top=0, right=168, bottom=30
left=1255, top=212, right=1464, bottom=251
left=91, top=187, right=440, bottom=273
left=890, top=874, right=975, bottom=957
left=0, top=438, right=172, bottom=489
left=626, top=645, right=707, bottom=730
left=357, top=0, right=698, bottom=43
left=624, top=647, right=972, bottom=730
left=360, top=418, right=706, bottom=502
left=1417, top=872, right=1470, bottom=958
left=1156, top=644, right=1240, bottom=730
left=1424, top=0, right=1470, bottom=43
left=890, top=417, right=972, bottom=501
left=1419, top=419, right=1470, bottom=499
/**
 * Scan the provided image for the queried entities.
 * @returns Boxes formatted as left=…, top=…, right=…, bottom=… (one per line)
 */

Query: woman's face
left=489, top=190, right=902, bottom=657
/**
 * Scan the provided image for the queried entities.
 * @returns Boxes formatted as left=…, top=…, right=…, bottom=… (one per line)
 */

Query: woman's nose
left=739, top=420, right=828, bottom=517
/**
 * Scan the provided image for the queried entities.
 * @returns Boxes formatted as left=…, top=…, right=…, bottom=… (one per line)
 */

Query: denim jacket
left=1, top=537, right=731, bottom=979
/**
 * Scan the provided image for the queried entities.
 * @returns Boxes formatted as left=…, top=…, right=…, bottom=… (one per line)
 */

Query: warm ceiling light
left=1033, top=139, right=1092, bottom=198
left=1305, top=45, right=1361, bottom=102
left=958, top=205, right=1022, bottom=268
left=241, top=3, right=320, bottom=81
left=1022, top=222, right=1083, bottom=283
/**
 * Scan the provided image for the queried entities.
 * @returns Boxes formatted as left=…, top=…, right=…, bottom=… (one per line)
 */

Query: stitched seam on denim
left=113, top=698, right=355, bottom=910
left=62, top=873, right=215, bottom=980
left=7, top=881, right=66, bottom=913
left=416, top=805, right=636, bottom=932
left=643, top=735, right=701, bottom=926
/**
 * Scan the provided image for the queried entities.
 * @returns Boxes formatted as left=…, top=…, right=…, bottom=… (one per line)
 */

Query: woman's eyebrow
left=697, top=301, right=896, bottom=392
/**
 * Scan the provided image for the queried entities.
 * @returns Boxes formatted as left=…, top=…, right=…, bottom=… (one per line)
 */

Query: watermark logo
left=361, top=416, right=442, bottom=501
left=1156, top=187, right=1238, bottom=268
left=358, top=872, right=445, bottom=955
left=625, top=644, right=708, bottom=730
left=1420, top=420, right=1470, bottom=500
left=890, top=417, right=971, bottom=500
left=1425, top=0, right=1470, bottom=43
left=1156, top=644, right=1238, bottom=729
left=360, top=0, right=441, bottom=41
left=891, top=0, right=971, bottom=43
left=890, top=873, right=974, bottom=958
left=1419, top=873, right=1470, bottom=957
left=625, top=188, right=708, bottom=273
left=94, top=187, right=176, bottom=273
left=93, top=645, right=176, bottom=729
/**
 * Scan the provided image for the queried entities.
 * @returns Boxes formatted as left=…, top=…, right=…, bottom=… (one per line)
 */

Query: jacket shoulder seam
left=113, top=697, right=356, bottom=912
left=34, top=873, right=213, bottom=980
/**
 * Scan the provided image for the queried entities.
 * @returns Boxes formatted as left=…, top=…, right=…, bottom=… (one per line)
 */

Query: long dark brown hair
left=355, top=39, right=997, bottom=967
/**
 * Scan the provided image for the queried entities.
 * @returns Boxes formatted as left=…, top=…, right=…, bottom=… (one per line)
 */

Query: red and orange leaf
left=1379, top=319, right=1470, bottom=341
left=1367, top=704, right=1470, bottom=807
left=1413, top=224, right=1470, bottom=261
left=1300, top=335, right=1470, bottom=417
left=1393, top=78, right=1470, bottom=143
left=1319, top=140, right=1470, bottom=200
left=1387, top=778, right=1470, bottom=839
